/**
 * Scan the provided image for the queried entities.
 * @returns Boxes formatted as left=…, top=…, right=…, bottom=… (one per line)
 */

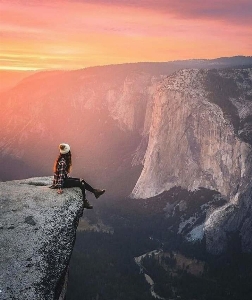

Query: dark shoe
left=49, top=185, right=57, bottom=189
left=93, top=189, right=105, bottom=199
left=83, top=199, right=93, bottom=209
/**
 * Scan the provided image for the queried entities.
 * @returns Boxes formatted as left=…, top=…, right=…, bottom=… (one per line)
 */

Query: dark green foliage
left=141, top=251, right=252, bottom=300
left=66, top=228, right=156, bottom=300
left=66, top=191, right=252, bottom=300
left=66, top=238, right=153, bottom=300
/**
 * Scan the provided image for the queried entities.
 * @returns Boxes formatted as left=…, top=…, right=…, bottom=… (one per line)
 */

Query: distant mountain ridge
left=0, top=70, right=36, bottom=93
left=2, top=55, right=251, bottom=92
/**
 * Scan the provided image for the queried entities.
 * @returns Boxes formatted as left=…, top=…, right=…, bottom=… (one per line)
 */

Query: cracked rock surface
left=0, top=177, right=83, bottom=300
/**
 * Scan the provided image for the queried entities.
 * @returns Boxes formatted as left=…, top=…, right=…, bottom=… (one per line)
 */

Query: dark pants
left=63, top=177, right=95, bottom=199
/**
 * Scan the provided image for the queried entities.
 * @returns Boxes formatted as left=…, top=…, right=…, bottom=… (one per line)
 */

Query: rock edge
left=0, top=177, right=83, bottom=300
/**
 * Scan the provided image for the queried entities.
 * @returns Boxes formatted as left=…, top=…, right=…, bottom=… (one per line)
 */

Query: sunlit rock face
left=0, top=177, right=83, bottom=300
left=132, top=68, right=252, bottom=254
left=132, top=68, right=252, bottom=198
left=1, top=58, right=251, bottom=198
left=106, top=72, right=159, bottom=133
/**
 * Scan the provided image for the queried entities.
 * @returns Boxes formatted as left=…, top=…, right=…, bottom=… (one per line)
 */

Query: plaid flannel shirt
left=53, top=157, right=68, bottom=188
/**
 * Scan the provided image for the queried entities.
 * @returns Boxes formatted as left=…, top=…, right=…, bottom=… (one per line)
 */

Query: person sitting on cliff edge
left=49, top=143, right=105, bottom=209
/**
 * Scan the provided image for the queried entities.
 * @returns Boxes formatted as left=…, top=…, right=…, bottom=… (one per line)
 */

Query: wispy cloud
left=0, top=0, right=251, bottom=70
left=70, top=0, right=252, bottom=24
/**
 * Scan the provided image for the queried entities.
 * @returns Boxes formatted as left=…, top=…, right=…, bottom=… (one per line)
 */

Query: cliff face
left=132, top=68, right=252, bottom=198
left=1, top=58, right=251, bottom=198
left=0, top=177, right=83, bottom=300
left=1, top=61, right=252, bottom=256
left=132, top=68, right=252, bottom=254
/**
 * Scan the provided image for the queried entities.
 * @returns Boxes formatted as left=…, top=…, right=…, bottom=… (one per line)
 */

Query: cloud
left=2, top=0, right=252, bottom=26
left=71, top=0, right=252, bottom=25
left=0, top=0, right=251, bottom=70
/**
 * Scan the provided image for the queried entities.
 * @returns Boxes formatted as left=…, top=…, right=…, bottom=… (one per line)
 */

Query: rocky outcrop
left=205, top=170, right=252, bottom=254
left=0, top=177, right=83, bottom=300
left=132, top=68, right=252, bottom=254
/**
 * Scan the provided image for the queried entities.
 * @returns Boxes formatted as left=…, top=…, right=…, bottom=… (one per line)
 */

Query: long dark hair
left=53, top=151, right=72, bottom=173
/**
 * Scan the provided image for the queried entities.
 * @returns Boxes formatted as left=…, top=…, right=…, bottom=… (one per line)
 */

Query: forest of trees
left=66, top=229, right=156, bottom=300
left=66, top=192, right=252, bottom=300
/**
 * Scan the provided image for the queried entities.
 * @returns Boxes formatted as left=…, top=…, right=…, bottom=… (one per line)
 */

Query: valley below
left=66, top=197, right=252, bottom=300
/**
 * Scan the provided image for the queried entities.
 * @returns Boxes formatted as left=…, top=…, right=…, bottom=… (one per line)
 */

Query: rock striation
left=132, top=68, right=252, bottom=254
left=0, top=177, right=83, bottom=300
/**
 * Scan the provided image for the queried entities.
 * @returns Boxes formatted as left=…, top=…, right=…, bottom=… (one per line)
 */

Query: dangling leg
left=81, top=180, right=105, bottom=199
left=80, top=179, right=93, bottom=209
left=81, top=180, right=95, bottom=193
left=63, top=178, right=93, bottom=209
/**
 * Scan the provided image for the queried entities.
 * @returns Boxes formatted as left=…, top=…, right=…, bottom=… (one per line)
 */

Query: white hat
left=59, top=143, right=70, bottom=154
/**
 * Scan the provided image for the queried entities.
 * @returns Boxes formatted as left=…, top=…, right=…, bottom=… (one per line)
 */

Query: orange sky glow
left=0, top=0, right=251, bottom=71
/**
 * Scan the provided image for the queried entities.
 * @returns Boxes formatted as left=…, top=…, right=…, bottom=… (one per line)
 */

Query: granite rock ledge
left=0, top=177, right=84, bottom=300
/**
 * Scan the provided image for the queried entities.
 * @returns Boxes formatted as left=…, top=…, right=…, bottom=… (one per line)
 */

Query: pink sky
left=0, top=0, right=251, bottom=71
